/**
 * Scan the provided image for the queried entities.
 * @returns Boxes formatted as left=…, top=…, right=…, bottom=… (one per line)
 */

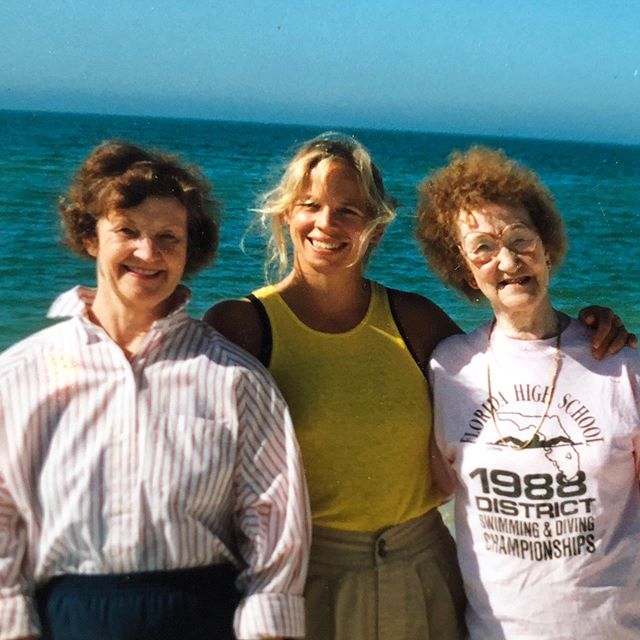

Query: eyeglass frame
left=458, top=222, right=541, bottom=266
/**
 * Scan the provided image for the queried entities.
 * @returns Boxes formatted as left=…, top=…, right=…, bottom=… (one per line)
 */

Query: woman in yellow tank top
left=204, top=134, right=629, bottom=640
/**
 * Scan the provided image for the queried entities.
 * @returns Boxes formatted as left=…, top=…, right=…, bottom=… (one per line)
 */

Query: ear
left=84, top=236, right=99, bottom=258
left=369, top=224, right=385, bottom=246
left=467, top=276, right=480, bottom=290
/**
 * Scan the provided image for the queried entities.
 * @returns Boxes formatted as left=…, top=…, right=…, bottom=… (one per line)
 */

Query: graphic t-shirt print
left=461, top=383, right=602, bottom=562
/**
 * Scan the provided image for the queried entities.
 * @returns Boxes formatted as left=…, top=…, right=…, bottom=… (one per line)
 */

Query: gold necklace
left=486, top=315, right=562, bottom=449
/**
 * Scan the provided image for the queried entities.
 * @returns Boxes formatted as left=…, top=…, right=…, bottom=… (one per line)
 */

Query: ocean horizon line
left=3, top=107, right=638, bottom=151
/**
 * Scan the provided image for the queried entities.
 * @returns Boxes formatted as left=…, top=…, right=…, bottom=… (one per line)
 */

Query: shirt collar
left=47, top=285, right=193, bottom=334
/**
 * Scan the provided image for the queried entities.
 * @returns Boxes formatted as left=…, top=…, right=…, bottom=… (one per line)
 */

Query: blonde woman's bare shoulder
left=387, top=288, right=462, bottom=366
left=203, top=298, right=265, bottom=360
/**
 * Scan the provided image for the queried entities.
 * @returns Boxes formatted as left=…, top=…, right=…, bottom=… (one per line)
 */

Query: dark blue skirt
left=35, top=564, right=240, bottom=640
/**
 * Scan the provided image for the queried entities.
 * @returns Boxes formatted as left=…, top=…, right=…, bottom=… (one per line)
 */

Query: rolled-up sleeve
left=0, top=471, right=40, bottom=640
left=232, top=370, right=310, bottom=639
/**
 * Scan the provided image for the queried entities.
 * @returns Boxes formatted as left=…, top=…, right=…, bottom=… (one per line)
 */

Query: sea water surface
left=1, top=110, right=639, bottom=351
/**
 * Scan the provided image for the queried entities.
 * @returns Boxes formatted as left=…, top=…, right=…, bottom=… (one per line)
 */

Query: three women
left=2, top=134, right=632, bottom=640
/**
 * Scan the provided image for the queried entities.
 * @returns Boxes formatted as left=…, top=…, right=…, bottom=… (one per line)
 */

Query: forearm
left=233, top=378, right=310, bottom=639
left=0, top=477, right=40, bottom=640
left=233, top=451, right=310, bottom=638
left=0, top=592, right=40, bottom=639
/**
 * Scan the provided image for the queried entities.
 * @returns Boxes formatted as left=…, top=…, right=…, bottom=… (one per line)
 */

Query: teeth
left=311, top=239, right=341, bottom=250
left=500, top=277, right=529, bottom=288
left=127, top=266, right=159, bottom=276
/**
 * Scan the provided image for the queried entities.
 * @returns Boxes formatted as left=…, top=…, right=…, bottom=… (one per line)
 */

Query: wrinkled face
left=85, top=196, right=188, bottom=316
left=285, top=160, right=380, bottom=275
left=457, top=203, right=550, bottom=315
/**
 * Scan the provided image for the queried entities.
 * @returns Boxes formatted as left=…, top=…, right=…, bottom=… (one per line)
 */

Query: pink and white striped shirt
left=0, top=286, right=310, bottom=640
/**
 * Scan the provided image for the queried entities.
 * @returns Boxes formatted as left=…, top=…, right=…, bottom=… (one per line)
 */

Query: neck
left=90, top=291, right=174, bottom=356
left=493, top=298, right=559, bottom=340
left=276, top=268, right=371, bottom=332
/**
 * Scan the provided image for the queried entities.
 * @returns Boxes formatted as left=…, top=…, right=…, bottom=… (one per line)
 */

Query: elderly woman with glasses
left=418, top=146, right=640, bottom=640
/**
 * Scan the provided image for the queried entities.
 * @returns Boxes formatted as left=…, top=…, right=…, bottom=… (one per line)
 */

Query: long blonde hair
left=255, top=133, right=396, bottom=279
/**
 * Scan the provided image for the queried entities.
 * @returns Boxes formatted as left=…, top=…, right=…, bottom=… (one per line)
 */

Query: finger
left=604, top=323, right=628, bottom=356
left=577, top=307, right=598, bottom=326
left=591, top=311, right=616, bottom=350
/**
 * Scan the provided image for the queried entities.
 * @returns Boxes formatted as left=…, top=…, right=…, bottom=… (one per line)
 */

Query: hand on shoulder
left=577, top=305, right=638, bottom=360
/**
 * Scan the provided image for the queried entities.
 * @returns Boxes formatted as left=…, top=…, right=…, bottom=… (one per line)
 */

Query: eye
left=506, top=228, right=537, bottom=252
left=298, top=200, right=320, bottom=211
left=156, top=233, right=184, bottom=250
left=116, top=227, right=137, bottom=238
left=338, top=206, right=365, bottom=217
left=468, top=238, right=496, bottom=255
left=511, top=237, right=533, bottom=251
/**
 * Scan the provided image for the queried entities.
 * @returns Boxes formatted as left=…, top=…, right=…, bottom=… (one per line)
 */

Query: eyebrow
left=109, top=214, right=185, bottom=233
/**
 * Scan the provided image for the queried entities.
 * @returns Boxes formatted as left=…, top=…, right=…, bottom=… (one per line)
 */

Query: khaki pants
left=305, top=510, right=466, bottom=640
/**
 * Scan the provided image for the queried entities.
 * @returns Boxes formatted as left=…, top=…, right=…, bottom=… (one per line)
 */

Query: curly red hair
left=415, top=146, right=566, bottom=301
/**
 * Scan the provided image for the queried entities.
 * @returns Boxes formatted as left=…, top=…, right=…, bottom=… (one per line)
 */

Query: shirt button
left=377, top=538, right=387, bottom=558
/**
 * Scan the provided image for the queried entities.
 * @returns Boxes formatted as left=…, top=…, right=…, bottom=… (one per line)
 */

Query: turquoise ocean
left=2, top=109, right=640, bottom=352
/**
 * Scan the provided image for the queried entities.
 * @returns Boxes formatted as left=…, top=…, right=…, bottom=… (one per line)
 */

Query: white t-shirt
left=430, top=318, right=640, bottom=640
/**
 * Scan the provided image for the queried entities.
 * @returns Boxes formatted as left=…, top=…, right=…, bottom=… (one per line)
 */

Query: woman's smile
left=307, top=237, right=347, bottom=251
left=85, top=196, right=188, bottom=318
left=122, top=264, right=164, bottom=277
left=287, top=159, right=373, bottom=274
left=497, top=275, right=532, bottom=290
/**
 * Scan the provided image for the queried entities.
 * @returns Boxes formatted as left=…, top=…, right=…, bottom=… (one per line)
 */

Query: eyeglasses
left=459, top=223, right=539, bottom=265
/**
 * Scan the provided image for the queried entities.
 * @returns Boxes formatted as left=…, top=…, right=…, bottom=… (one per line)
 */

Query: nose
left=495, top=244, right=520, bottom=270
left=134, top=236, right=160, bottom=260
left=315, top=206, right=337, bottom=229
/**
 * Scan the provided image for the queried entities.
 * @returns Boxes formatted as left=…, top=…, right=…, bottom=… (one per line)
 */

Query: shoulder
left=564, top=318, right=640, bottom=371
left=386, top=287, right=462, bottom=366
left=387, top=288, right=458, bottom=327
left=431, top=323, right=487, bottom=368
left=184, top=316, right=280, bottom=390
left=202, top=297, right=265, bottom=361
left=0, top=320, right=74, bottom=382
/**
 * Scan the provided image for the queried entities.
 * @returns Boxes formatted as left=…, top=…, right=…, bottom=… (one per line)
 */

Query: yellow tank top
left=253, top=281, right=441, bottom=531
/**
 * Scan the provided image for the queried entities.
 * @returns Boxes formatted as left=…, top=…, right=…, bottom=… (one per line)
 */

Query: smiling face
left=85, top=196, right=188, bottom=318
left=285, top=159, right=379, bottom=276
left=457, top=203, right=551, bottom=318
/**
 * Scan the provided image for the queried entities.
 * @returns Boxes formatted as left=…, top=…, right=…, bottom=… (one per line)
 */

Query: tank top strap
left=367, top=281, right=400, bottom=336
left=251, top=284, right=298, bottom=333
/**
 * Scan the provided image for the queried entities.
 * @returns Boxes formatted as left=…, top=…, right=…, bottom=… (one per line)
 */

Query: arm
left=0, top=472, right=40, bottom=640
left=203, top=299, right=265, bottom=360
left=428, top=430, right=458, bottom=501
left=578, top=305, right=638, bottom=359
left=232, top=371, right=310, bottom=640
left=389, top=290, right=462, bottom=502
left=388, top=289, right=462, bottom=372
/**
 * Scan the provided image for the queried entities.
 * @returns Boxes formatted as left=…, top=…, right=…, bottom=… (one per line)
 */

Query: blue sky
left=2, top=0, right=639, bottom=144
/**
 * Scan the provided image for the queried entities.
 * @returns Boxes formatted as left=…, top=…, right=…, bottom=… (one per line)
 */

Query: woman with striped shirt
left=0, top=141, right=310, bottom=640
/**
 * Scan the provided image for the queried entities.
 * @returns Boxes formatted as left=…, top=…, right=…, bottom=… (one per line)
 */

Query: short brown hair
left=415, top=146, right=566, bottom=301
left=59, top=141, right=219, bottom=276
